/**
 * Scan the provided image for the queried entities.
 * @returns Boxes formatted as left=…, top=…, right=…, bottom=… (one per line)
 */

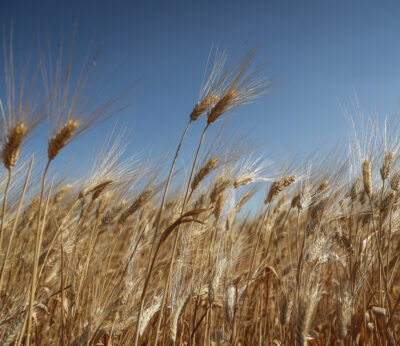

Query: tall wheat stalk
left=133, top=120, right=192, bottom=346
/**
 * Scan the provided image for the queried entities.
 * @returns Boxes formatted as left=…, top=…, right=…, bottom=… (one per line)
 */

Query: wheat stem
left=233, top=204, right=270, bottom=345
left=133, top=120, right=192, bottom=346
left=25, top=160, right=51, bottom=345
left=153, top=124, right=209, bottom=346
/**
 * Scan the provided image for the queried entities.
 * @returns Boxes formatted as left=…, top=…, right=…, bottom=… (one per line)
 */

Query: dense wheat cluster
left=0, top=35, right=400, bottom=346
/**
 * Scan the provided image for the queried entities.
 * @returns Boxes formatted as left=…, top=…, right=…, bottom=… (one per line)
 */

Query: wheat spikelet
left=119, top=188, right=152, bottom=224
left=233, top=176, right=253, bottom=189
left=381, top=190, right=395, bottom=212
left=265, top=175, right=296, bottom=204
left=207, top=49, right=271, bottom=126
left=235, top=190, right=254, bottom=212
left=89, top=180, right=114, bottom=202
left=298, top=185, right=312, bottom=211
left=207, top=90, right=236, bottom=124
left=362, top=160, right=372, bottom=198
left=390, top=171, right=400, bottom=191
left=48, top=120, right=80, bottom=161
left=214, top=193, right=225, bottom=218
left=190, top=48, right=227, bottom=121
left=348, top=177, right=362, bottom=201
left=2, top=122, right=27, bottom=170
left=102, top=205, right=123, bottom=225
left=191, top=157, right=218, bottom=192
left=190, top=95, right=220, bottom=121
left=380, top=152, right=394, bottom=181
left=211, top=178, right=231, bottom=218
left=210, top=178, right=232, bottom=203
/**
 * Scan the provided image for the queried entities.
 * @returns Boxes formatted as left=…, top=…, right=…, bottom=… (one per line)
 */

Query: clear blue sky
left=2, top=0, right=400, bottom=177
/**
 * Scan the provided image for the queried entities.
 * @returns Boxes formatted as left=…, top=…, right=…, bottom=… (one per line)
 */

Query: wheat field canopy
left=1, top=33, right=400, bottom=346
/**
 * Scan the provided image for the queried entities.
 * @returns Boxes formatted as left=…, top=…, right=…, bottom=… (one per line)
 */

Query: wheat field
left=0, top=34, right=399, bottom=346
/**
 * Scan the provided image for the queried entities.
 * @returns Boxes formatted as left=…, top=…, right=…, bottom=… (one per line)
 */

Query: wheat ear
left=2, top=122, right=27, bottom=170
left=191, top=157, right=218, bottom=193
left=48, top=119, right=79, bottom=161
left=362, top=160, right=372, bottom=198
left=380, top=152, right=394, bottom=181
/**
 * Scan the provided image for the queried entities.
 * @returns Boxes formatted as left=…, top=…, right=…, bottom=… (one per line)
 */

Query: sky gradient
left=2, top=0, right=400, bottom=178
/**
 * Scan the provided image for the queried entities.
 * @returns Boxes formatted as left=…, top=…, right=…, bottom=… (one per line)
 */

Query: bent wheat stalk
left=133, top=209, right=206, bottom=345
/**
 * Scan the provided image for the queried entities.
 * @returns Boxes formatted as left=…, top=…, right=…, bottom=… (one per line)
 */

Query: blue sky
left=2, top=0, right=400, bottom=179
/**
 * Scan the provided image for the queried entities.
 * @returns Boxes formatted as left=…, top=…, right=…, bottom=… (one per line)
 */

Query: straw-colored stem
left=0, top=169, right=12, bottom=258
left=18, top=174, right=54, bottom=346
left=0, top=157, right=33, bottom=298
left=153, top=124, right=209, bottom=346
left=233, top=204, right=270, bottom=345
left=25, top=159, right=51, bottom=345
left=133, top=120, right=192, bottom=346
